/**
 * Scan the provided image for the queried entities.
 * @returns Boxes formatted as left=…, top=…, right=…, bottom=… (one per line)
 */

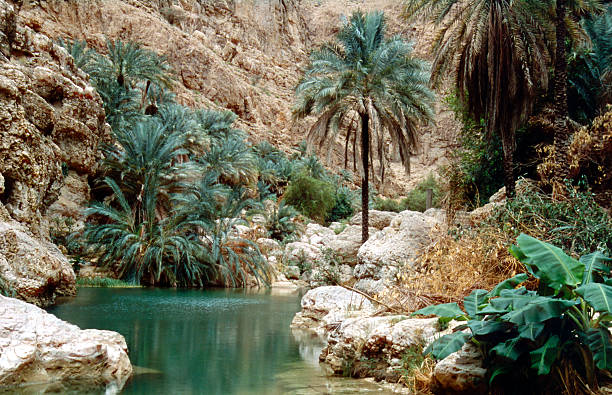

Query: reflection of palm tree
left=294, top=11, right=434, bottom=242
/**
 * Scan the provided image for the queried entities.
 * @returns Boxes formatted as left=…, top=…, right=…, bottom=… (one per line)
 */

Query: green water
left=48, top=287, right=392, bottom=394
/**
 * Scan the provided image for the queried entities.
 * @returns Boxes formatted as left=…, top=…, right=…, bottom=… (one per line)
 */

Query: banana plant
left=413, top=234, right=612, bottom=388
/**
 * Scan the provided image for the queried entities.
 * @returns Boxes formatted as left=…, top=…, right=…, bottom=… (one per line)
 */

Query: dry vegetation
left=377, top=226, right=525, bottom=313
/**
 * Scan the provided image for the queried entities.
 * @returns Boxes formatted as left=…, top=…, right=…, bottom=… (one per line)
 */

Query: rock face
left=357, top=210, right=442, bottom=272
left=0, top=0, right=109, bottom=305
left=0, top=221, right=75, bottom=307
left=430, top=343, right=487, bottom=395
left=349, top=210, right=397, bottom=230
left=291, top=286, right=375, bottom=337
left=0, top=295, right=132, bottom=391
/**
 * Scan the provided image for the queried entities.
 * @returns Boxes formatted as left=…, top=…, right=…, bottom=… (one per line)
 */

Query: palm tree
left=552, top=0, right=604, bottom=184
left=293, top=10, right=434, bottom=243
left=405, top=0, right=553, bottom=198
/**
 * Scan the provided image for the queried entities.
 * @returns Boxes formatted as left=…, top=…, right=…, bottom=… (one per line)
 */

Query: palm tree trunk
left=553, top=0, right=571, bottom=183
left=502, top=135, right=515, bottom=198
left=361, top=112, right=370, bottom=244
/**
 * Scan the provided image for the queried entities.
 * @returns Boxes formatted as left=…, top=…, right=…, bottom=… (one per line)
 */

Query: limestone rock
left=0, top=221, right=75, bottom=307
left=431, top=343, right=487, bottom=395
left=325, top=225, right=369, bottom=265
left=0, top=6, right=108, bottom=235
left=46, top=171, right=90, bottom=224
left=0, top=295, right=132, bottom=391
left=357, top=210, right=441, bottom=270
left=284, top=241, right=322, bottom=263
left=284, top=265, right=300, bottom=280
left=290, top=286, right=374, bottom=336
left=350, top=210, right=397, bottom=230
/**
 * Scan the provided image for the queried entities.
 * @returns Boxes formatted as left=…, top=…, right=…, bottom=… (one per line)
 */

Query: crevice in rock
left=0, top=175, right=15, bottom=205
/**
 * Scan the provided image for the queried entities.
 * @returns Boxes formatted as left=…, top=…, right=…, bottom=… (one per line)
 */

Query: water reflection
left=48, top=288, right=393, bottom=394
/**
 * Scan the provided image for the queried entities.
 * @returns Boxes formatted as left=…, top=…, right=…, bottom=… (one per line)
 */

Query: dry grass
left=379, top=227, right=525, bottom=313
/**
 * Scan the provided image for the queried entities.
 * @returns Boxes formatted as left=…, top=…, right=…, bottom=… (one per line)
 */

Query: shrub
left=284, top=172, right=335, bottom=223
left=415, top=235, right=612, bottom=393
left=372, top=196, right=402, bottom=213
left=327, top=185, right=356, bottom=222
left=400, top=174, right=441, bottom=212
left=487, top=181, right=612, bottom=256
left=266, top=201, right=299, bottom=242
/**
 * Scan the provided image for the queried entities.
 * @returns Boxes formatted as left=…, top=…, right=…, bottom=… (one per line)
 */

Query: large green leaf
left=518, top=322, right=545, bottom=341
left=514, top=234, right=584, bottom=290
left=467, top=320, right=509, bottom=336
left=412, top=302, right=466, bottom=319
left=464, top=289, right=489, bottom=316
left=575, top=283, right=612, bottom=313
left=423, top=332, right=471, bottom=360
left=530, top=335, right=560, bottom=375
left=490, top=273, right=529, bottom=297
left=581, top=252, right=612, bottom=285
left=479, top=288, right=537, bottom=315
left=491, top=337, right=523, bottom=361
left=585, top=327, right=612, bottom=370
left=501, top=297, right=577, bottom=326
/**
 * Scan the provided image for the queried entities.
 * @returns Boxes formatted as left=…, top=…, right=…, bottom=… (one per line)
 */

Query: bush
left=266, top=201, right=299, bottom=242
left=487, top=181, right=612, bottom=256
left=400, top=174, right=441, bottom=212
left=327, top=185, right=356, bottom=222
left=416, top=235, right=612, bottom=393
left=284, top=172, right=335, bottom=223
left=443, top=94, right=504, bottom=206
left=371, top=175, right=441, bottom=213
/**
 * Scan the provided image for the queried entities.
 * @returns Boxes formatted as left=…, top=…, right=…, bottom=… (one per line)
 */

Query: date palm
left=293, top=10, right=434, bottom=242
left=405, top=0, right=553, bottom=197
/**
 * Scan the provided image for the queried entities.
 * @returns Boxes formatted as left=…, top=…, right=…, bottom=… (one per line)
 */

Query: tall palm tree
left=405, top=0, right=553, bottom=197
left=552, top=0, right=604, bottom=184
left=293, top=10, right=434, bottom=243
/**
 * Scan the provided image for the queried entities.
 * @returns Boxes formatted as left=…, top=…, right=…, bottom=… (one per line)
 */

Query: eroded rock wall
left=0, top=0, right=109, bottom=305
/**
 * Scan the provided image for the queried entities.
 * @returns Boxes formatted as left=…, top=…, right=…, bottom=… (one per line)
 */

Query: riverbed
left=49, top=287, right=392, bottom=394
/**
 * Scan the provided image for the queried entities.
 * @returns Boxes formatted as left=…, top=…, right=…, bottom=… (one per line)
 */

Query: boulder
left=430, top=343, right=487, bottom=395
left=301, top=223, right=335, bottom=246
left=284, top=265, right=300, bottom=280
left=320, top=315, right=439, bottom=374
left=290, top=286, right=375, bottom=336
left=350, top=210, right=397, bottom=230
left=0, top=221, right=75, bottom=307
left=357, top=210, right=441, bottom=269
left=324, top=225, right=369, bottom=264
left=0, top=295, right=132, bottom=391
left=284, top=241, right=322, bottom=263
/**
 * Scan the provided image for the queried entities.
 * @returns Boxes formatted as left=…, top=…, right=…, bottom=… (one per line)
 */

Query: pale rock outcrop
left=46, top=170, right=90, bottom=226
left=284, top=265, right=300, bottom=280
left=320, top=315, right=439, bottom=375
left=0, top=295, right=132, bottom=391
left=291, top=286, right=374, bottom=337
left=350, top=210, right=397, bottom=230
left=284, top=241, right=323, bottom=263
left=430, top=343, right=487, bottom=395
left=357, top=210, right=442, bottom=272
left=325, top=225, right=368, bottom=264
left=0, top=221, right=75, bottom=307
left=256, top=237, right=282, bottom=255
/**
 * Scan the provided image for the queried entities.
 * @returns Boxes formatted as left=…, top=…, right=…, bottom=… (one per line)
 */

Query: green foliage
left=265, top=201, right=299, bottom=242
left=568, top=5, right=612, bottom=123
left=327, top=185, right=356, bottom=223
left=372, top=175, right=441, bottom=213
left=76, top=277, right=139, bottom=288
left=415, top=235, right=612, bottom=391
left=284, top=172, right=335, bottom=223
left=443, top=93, right=504, bottom=206
left=488, top=181, right=612, bottom=256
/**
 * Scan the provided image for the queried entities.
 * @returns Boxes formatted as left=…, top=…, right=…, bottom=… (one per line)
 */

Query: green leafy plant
left=265, top=201, right=299, bottom=242
left=327, top=185, right=356, bottom=223
left=414, top=234, right=612, bottom=392
left=284, top=172, right=335, bottom=223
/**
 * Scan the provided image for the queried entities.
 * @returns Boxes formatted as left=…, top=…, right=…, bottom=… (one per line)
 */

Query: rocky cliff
left=0, top=0, right=109, bottom=305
